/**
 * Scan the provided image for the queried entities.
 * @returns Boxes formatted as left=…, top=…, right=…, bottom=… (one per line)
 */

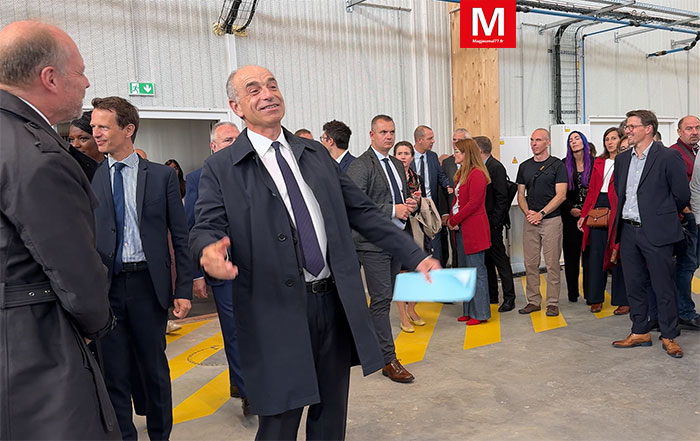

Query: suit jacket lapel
left=367, top=148, right=391, bottom=196
left=136, top=156, right=147, bottom=225
left=96, top=162, right=116, bottom=217
left=638, top=143, right=659, bottom=187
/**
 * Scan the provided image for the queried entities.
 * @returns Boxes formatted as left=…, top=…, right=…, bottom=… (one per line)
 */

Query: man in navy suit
left=612, top=109, right=688, bottom=358
left=412, top=125, right=453, bottom=264
left=91, top=96, right=192, bottom=440
left=320, top=119, right=355, bottom=172
left=190, top=65, right=439, bottom=440
left=184, top=121, right=249, bottom=414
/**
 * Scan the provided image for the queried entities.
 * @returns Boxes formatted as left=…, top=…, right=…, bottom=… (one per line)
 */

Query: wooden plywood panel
left=450, top=11, right=501, bottom=159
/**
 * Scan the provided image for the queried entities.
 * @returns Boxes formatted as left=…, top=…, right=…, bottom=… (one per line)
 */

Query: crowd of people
left=1, top=19, right=698, bottom=441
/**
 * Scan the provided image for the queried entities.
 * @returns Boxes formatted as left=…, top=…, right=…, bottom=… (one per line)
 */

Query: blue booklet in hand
left=392, top=268, right=476, bottom=303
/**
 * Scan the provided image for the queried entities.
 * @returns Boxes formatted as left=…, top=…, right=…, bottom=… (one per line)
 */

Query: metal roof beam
left=538, top=1, right=635, bottom=33
left=615, top=16, right=699, bottom=41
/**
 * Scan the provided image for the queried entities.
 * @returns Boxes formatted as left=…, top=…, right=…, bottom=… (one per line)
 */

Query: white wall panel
left=230, top=0, right=453, bottom=155
left=499, top=1, right=700, bottom=138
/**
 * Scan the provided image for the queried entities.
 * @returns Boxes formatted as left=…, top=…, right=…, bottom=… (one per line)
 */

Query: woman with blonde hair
left=448, top=139, right=492, bottom=325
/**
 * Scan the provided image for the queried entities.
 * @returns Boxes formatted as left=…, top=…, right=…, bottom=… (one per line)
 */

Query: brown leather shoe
left=661, top=338, right=683, bottom=358
left=382, top=359, right=414, bottom=383
left=518, top=303, right=541, bottom=314
left=546, top=305, right=559, bottom=316
left=612, top=333, right=652, bottom=348
left=590, top=303, right=602, bottom=313
left=613, top=306, right=630, bottom=315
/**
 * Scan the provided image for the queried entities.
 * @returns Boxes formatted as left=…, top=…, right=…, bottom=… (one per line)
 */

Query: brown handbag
left=586, top=207, right=610, bottom=228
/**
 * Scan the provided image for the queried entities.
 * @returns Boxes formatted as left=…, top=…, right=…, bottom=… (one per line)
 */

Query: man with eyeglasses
left=320, top=119, right=355, bottom=172
left=612, top=109, right=689, bottom=358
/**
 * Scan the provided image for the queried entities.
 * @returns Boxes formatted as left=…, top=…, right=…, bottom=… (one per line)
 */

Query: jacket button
left=278, top=234, right=287, bottom=241
left=285, top=279, right=294, bottom=287
left=111, top=227, right=116, bottom=232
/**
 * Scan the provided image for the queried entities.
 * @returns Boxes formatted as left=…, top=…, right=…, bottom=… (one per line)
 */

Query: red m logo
left=460, top=0, right=516, bottom=48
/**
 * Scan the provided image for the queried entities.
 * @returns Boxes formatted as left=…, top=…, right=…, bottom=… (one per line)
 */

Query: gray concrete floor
left=157, top=274, right=700, bottom=441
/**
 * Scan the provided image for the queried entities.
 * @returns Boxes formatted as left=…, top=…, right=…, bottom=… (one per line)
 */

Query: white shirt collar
left=371, top=146, right=390, bottom=161
left=18, top=97, right=51, bottom=126
left=248, top=129, right=290, bottom=158
left=107, top=151, right=140, bottom=168
left=336, top=149, right=349, bottom=164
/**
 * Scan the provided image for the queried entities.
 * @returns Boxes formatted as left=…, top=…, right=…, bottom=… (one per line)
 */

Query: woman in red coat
left=448, top=139, right=491, bottom=325
left=577, top=127, right=629, bottom=315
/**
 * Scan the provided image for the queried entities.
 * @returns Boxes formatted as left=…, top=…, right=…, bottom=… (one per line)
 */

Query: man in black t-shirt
left=515, top=128, right=568, bottom=316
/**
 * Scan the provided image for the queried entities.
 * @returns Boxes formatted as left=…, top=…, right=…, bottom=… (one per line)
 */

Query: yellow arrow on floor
left=520, top=275, right=567, bottom=332
left=172, top=369, right=231, bottom=425
left=464, top=304, right=501, bottom=350
left=169, top=332, right=224, bottom=381
left=394, top=302, right=443, bottom=365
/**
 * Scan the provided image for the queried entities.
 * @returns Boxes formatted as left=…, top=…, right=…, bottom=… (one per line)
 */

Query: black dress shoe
left=648, top=320, right=660, bottom=332
left=230, top=384, right=241, bottom=398
left=241, top=397, right=251, bottom=417
left=680, top=316, right=700, bottom=330
left=498, top=300, right=515, bottom=312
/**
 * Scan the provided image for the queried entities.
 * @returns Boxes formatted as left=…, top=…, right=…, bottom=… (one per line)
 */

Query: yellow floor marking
left=593, top=291, right=615, bottom=319
left=692, top=276, right=700, bottom=295
left=520, top=275, right=567, bottom=333
left=169, top=332, right=224, bottom=381
left=463, top=304, right=501, bottom=350
left=166, top=320, right=211, bottom=345
left=394, top=302, right=443, bottom=365
left=172, top=369, right=230, bottom=425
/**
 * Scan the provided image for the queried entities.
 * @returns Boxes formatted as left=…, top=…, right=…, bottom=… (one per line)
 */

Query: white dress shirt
left=108, top=152, right=146, bottom=263
left=247, top=129, right=330, bottom=281
left=371, top=147, right=406, bottom=229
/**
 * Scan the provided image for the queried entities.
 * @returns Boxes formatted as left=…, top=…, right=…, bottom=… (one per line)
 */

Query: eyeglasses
left=319, top=134, right=328, bottom=142
left=624, top=124, right=647, bottom=131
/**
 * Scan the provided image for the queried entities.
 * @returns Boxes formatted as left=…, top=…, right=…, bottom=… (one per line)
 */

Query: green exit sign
left=128, top=82, right=155, bottom=96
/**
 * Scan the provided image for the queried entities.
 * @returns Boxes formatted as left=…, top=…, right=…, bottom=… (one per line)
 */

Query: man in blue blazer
left=190, top=65, right=439, bottom=440
left=411, top=125, right=453, bottom=263
left=184, top=121, right=249, bottom=414
left=320, top=119, right=355, bottom=172
left=91, top=96, right=192, bottom=440
left=612, top=109, right=688, bottom=358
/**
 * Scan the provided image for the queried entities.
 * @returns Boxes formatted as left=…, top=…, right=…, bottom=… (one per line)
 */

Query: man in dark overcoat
left=190, top=65, right=440, bottom=440
left=0, top=21, right=120, bottom=440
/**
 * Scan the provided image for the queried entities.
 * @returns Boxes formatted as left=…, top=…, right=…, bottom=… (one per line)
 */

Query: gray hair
left=226, top=69, right=238, bottom=103
left=0, top=25, right=68, bottom=88
left=454, top=128, right=471, bottom=139
left=210, top=121, right=238, bottom=142
left=473, top=136, right=492, bottom=155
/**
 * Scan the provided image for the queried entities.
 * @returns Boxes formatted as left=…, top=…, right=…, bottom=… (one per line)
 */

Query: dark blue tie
left=112, top=162, right=126, bottom=274
left=382, top=158, right=404, bottom=204
left=418, top=155, right=426, bottom=196
left=271, top=142, right=325, bottom=276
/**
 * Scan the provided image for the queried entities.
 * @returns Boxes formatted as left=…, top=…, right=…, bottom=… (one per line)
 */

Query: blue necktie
left=382, top=158, right=404, bottom=204
left=418, top=155, right=426, bottom=196
left=271, top=142, right=325, bottom=276
left=112, top=162, right=126, bottom=274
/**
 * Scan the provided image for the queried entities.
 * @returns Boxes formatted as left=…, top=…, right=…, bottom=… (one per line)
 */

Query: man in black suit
left=320, top=119, right=355, bottom=172
left=190, top=65, right=439, bottom=440
left=474, top=136, right=516, bottom=312
left=441, top=128, right=470, bottom=267
left=412, top=125, right=453, bottom=264
left=91, top=96, right=192, bottom=439
left=612, top=109, right=688, bottom=358
left=184, top=121, right=250, bottom=414
left=348, top=115, right=420, bottom=384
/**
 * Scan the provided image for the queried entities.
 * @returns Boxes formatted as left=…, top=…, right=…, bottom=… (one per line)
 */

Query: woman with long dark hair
left=561, top=131, right=593, bottom=303
left=165, top=159, right=186, bottom=200
left=577, top=128, right=629, bottom=314
left=448, top=139, right=491, bottom=325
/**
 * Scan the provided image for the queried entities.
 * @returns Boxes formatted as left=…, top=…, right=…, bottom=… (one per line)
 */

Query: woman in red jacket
left=448, top=139, right=491, bottom=325
left=577, top=127, right=629, bottom=315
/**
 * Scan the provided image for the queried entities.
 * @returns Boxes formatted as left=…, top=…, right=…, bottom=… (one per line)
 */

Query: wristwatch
left=540, top=210, right=546, bottom=217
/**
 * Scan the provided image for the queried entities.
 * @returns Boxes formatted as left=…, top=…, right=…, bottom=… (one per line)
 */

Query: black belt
left=121, top=261, right=148, bottom=272
left=0, top=281, right=57, bottom=309
left=306, top=278, right=334, bottom=294
left=622, top=219, right=642, bottom=227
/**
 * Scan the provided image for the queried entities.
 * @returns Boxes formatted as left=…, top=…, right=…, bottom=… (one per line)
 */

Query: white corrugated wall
left=499, top=0, right=700, bottom=136
left=230, top=0, right=454, bottom=155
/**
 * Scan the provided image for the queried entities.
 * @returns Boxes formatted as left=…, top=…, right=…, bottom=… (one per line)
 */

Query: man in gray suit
left=0, top=20, right=119, bottom=439
left=347, top=114, right=418, bottom=383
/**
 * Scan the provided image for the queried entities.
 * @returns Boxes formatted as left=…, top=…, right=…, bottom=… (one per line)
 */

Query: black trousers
left=585, top=226, right=628, bottom=306
left=256, top=286, right=352, bottom=441
left=101, top=269, right=171, bottom=441
left=619, top=222, right=679, bottom=339
left=485, top=224, right=515, bottom=303
left=562, top=214, right=589, bottom=301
